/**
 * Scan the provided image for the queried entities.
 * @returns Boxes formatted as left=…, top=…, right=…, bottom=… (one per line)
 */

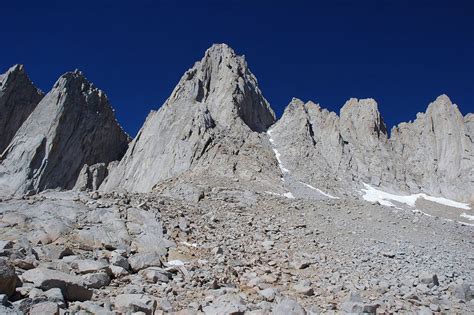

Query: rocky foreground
left=0, top=189, right=472, bottom=314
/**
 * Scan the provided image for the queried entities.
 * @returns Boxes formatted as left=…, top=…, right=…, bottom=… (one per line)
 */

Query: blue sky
left=1, top=0, right=472, bottom=136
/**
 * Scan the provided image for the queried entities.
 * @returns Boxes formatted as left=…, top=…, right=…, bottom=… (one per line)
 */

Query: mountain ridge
left=0, top=44, right=472, bottom=203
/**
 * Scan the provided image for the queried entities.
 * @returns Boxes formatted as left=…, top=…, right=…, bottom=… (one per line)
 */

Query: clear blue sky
left=1, top=0, right=473, bottom=136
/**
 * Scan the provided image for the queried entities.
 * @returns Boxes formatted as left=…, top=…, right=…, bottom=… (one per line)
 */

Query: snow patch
left=267, top=129, right=290, bottom=174
left=180, top=241, right=198, bottom=248
left=299, top=181, right=339, bottom=199
left=265, top=191, right=295, bottom=199
left=167, top=260, right=185, bottom=266
left=460, top=213, right=474, bottom=221
left=361, top=183, right=471, bottom=210
left=283, top=192, right=295, bottom=199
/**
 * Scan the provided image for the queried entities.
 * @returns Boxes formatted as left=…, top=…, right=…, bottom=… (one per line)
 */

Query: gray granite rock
left=21, top=267, right=92, bottom=301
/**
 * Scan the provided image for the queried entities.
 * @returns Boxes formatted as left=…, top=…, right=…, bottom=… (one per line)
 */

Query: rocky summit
left=0, top=44, right=472, bottom=314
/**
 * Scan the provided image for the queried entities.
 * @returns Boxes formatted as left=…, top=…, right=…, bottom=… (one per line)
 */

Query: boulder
left=138, top=267, right=172, bottom=283
left=202, top=294, right=248, bottom=315
left=28, top=302, right=59, bottom=315
left=272, top=298, right=306, bottom=315
left=128, top=252, right=163, bottom=272
left=0, top=259, right=17, bottom=297
left=113, top=294, right=157, bottom=315
left=21, top=268, right=92, bottom=301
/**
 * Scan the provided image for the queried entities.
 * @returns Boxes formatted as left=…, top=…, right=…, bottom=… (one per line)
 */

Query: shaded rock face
left=0, top=71, right=130, bottom=195
left=270, top=95, right=473, bottom=202
left=0, top=64, right=43, bottom=153
left=101, top=44, right=278, bottom=193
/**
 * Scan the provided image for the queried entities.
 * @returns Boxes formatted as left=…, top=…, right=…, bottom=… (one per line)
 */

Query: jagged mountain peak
left=1, top=64, right=33, bottom=88
left=0, top=69, right=130, bottom=195
left=54, top=70, right=97, bottom=93
left=339, top=98, right=388, bottom=140
left=425, top=94, right=458, bottom=115
left=167, top=43, right=275, bottom=132
left=340, top=97, right=379, bottom=114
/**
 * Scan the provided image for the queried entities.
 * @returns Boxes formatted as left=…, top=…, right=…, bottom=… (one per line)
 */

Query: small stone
left=419, top=272, right=439, bottom=286
left=202, top=294, right=247, bottom=315
left=110, top=253, right=130, bottom=270
left=273, top=298, right=306, bottom=315
left=128, top=252, right=162, bottom=272
left=82, top=272, right=111, bottom=289
left=261, top=240, right=274, bottom=250
left=113, top=294, right=157, bottom=315
left=429, top=303, right=440, bottom=311
left=293, top=280, right=314, bottom=296
left=0, top=241, right=13, bottom=250
left=110, top=265, right=129, bottom=277
left=76, top=259, right=110, bottom=274
left=44, top=288, right=65, bottom=308
left=290, top=259, right=310, bottom=270
left=139, top=267, right=172, bottom=283
left=29, top=302, right=59, bottom=315
left=382, top=251, right=395, bottom=258
left=211, top=247, right=223, bottom=256
left=259, top=288, right=277, bottom=302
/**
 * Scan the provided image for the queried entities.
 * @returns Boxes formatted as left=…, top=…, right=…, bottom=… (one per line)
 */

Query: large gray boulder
left=22, top=267, right=92, bottom=301
left=0, top=70, right=130, bottom=196
left=0, top=64, right=43, bottom=153
left=101, top=43, right=279, bottom=193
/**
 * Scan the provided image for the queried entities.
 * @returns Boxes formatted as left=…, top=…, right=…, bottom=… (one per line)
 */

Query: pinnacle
left=204, top=43, right=236, bottom=58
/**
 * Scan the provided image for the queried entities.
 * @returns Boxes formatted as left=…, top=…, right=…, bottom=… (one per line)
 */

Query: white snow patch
left=272, top=148, right=290, bottom=173
left=283, top=192, right=295, bottom=199
left=299, top=181, right=339, bottom=199
left=265, top=191, right=295, bottom=199
left=180, top=241, right=198, bottom=248
left=460, top=213, right=474, bottom=221
left=361, top=183, right=471, bottom=210
left=267, top=129, right=290, bottom=174
left=167, top=260, right=185, bottom=266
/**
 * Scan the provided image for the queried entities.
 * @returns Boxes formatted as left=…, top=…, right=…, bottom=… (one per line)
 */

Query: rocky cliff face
left=268, top=98, right=394, bottom=196
left=101, top=44, right=280, bottom=193
left=0, top=70, right=130, bottom=195
left=391, top=95, right=474, bottom=202
left=270, top=95, right=473, bottom=202
left=0, top=64, right=44, bottom=153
